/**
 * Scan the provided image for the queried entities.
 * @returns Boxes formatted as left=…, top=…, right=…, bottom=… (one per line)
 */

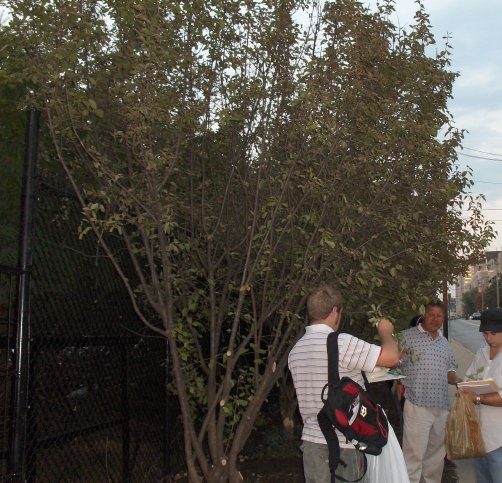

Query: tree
left=0, top=23, right=26, bottom=266
left=462, top=286, right=478, bottom=317
left=484, top=277, right=501, bottom=310
left=1, top=0, right=494, bottom=481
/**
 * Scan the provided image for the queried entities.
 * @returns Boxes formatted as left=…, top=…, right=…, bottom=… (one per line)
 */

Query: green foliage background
left=0, top=25, right=25, bottom=266
left=0, top=0, right=495, bottom=480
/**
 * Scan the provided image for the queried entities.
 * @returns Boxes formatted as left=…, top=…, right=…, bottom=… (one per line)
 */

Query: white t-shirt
left=288, top=323, right=381, bottom=446
left=465, top=346, right=502, bottom=453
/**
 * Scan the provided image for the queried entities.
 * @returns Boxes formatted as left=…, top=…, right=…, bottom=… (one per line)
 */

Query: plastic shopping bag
left=446, top=392, right=485, bottom=460
left=367, top=421, right=409, bottom=483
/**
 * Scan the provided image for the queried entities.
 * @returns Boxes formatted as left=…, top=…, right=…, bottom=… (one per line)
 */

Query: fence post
left=163, top=339, right=170, bottom=478
left=121, top=343, right=130, bottom=482
left=10, top=109, right=40, bottom=481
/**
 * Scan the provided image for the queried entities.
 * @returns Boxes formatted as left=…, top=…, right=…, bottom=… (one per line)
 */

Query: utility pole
left=497, top=272, right=500, bottom=308
left=497, top=254, right=500, bottom=308
left=442, top=281, right=449, bottom=339
left=477, top=280, right=482, bottom=311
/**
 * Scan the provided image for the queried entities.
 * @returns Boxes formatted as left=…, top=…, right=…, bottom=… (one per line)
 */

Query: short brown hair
left=307, top=285, right=343, bottom=321
left=425, top=301, right=445, bottom=313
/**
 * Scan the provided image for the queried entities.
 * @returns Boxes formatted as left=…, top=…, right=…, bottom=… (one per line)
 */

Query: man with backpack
left=288, top=285, right=399, bottom=482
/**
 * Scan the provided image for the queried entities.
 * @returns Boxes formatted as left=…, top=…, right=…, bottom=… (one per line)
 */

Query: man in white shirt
left=399, top=301, right=458, bottom=483
left=288, top=285, right=399, bottom=482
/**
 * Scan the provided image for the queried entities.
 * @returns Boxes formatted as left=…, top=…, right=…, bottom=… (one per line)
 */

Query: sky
left=377, top=0, right=502, bottom=252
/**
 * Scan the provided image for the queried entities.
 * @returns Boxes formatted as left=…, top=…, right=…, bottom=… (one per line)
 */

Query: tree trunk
left=279, top=371, right=298, bottom=432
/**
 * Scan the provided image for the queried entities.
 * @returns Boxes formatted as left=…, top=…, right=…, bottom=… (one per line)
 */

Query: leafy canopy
left=1, top=0, right=494, bottom=481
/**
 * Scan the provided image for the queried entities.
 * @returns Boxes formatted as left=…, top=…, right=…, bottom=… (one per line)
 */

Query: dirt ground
left=171, top=380, right=460, bottom=482
left=239, top=455, right=458, bottom=482
left=239, top=456, right=304, bottom=482
left=170, top=441, right=459, bottom=482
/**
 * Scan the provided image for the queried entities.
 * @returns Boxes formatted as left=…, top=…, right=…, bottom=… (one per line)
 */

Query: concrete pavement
left=448, top=338, right=477, bottom=483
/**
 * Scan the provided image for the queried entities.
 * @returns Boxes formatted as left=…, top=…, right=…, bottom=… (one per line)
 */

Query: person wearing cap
left=460, top=308, right=502, bottom=483
left=398, top=301, right=459, bottom=483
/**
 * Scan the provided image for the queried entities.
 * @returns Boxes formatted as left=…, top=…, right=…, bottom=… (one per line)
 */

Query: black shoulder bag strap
left=361, top=371, right=371, bottom=393
left=318, top=331, right=368, bottom=483
left=318, top=331, right=341, bottom=483
left=327, top=331, right=341, bottom=385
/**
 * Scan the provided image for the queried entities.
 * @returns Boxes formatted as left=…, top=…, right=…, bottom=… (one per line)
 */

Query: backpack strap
left=320, top=331, right=341, bottom=483
left=317, top=407, right=339, bottom=483
left=318, top=408, right=368, bottom=483
left=326, top=331, right=340, bottom=385
left=321, top=330, right=368, bottom=482
left=361, top=370, right=371, bottom=391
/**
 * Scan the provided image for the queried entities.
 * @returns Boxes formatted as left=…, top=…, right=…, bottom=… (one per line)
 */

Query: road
left=446, top=322, right=479, bottom=483
left=448, top=318, right=484, bottom=353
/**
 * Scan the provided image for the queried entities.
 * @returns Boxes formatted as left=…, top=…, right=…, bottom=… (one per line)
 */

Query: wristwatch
left=475, top=395, right=481, bottom=405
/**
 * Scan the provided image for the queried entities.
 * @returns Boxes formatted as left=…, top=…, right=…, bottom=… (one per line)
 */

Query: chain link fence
left=0, top=265, right=19, bottom=477
left=1, top=170, right=185, bottom=481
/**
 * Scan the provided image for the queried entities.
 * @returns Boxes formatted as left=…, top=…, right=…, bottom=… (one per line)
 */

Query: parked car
left=470, top=311, right=481, bottom=320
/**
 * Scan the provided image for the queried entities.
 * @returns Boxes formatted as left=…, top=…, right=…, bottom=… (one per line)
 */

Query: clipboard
left=457, top=378, right=501, bottom=395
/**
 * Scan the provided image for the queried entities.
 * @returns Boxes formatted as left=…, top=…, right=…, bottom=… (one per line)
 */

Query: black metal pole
left=163, top=339, right=170, bottom=478
left=10, top=109, right=40, bottom=481
left=121, top=344, right=130, bottom=482
left=442, top=281, right=449, bottom=340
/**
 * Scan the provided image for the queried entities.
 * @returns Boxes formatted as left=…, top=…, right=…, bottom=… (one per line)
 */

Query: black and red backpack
left=317, top=331, right=388, bottom=482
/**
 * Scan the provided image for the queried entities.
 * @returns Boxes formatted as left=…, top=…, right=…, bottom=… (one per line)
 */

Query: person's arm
left=460, top=389, right=502, bottom=407
left=375, top=318, right=399, bottom=368
left=447, top=371, right=461, bottom=385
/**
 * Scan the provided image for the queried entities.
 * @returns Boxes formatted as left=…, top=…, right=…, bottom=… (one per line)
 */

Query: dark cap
left=479, top=308, right=502, bottom=333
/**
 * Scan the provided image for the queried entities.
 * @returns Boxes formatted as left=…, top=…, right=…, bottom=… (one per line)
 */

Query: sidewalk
left=448, top=338, right=477, bottom=483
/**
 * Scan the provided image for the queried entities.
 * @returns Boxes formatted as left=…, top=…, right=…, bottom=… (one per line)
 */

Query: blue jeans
left=475, top=446, right=502, bottom=483
left=301, top=441, right=369, bottom=482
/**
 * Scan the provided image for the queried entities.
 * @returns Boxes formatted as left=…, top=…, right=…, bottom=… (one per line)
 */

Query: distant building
left=455, top=251, right=501, bottom=316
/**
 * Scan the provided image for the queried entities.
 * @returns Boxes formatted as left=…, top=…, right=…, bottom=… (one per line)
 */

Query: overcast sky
left=382, top=0, right=502, bottom=252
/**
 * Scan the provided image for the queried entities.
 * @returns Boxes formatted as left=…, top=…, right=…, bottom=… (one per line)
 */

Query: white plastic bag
left=366, top=422, right=409, bottom=483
